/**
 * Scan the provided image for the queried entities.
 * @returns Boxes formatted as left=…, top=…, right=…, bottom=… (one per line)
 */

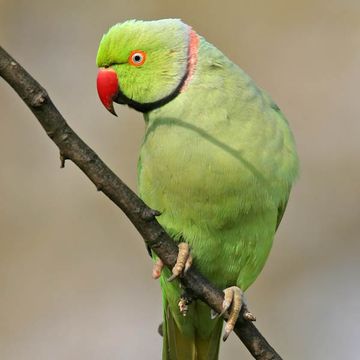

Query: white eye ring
left=131, top=52, right=144, bottom=64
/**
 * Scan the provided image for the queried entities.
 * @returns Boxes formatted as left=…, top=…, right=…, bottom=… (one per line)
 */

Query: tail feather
left=163, top=302, right=196, bottom=360
left=195, top=321, right=222, bottom=360
left=162, top=296, right=223, bottom=360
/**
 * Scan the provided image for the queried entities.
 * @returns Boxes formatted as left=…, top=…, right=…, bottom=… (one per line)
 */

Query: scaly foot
left=221, top=286, right=256, bottom=341
left=151, top=242, right=193, bottom=281
left=167, top=242, right=193, bottom=281
left=221, top=286, right=243, bottom=341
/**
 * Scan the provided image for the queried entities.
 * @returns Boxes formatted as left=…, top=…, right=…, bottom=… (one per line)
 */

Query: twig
left=0, top=46, right=282, bottom=360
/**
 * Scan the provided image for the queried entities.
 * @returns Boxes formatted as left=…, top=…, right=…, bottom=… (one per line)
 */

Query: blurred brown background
left=1, top=0, right=359, bottom=359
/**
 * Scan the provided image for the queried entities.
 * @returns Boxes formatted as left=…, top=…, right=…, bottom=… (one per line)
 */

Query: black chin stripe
left=114, top=68, right=189, bottom=113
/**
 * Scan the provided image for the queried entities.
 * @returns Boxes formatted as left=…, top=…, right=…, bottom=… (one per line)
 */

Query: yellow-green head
left=96, top=19, right=195, bottom=113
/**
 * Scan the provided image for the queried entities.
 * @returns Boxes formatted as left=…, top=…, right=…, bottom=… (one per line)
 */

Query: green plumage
left=97, top=19, right=299, bottom=360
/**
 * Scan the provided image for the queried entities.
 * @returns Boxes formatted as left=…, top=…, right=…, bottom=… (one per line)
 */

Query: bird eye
left=129, top=50, right=146, bottom=66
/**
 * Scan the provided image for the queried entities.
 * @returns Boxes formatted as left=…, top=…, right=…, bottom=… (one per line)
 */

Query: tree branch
left=0, top=46, right=282, bottom=360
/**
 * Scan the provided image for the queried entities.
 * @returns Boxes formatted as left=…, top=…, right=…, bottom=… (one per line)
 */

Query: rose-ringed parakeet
left=96, top=19, right=299, bottom=360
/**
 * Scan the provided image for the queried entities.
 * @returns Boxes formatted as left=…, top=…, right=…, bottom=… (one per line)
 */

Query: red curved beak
left=97, top=68, right=119, bottom=116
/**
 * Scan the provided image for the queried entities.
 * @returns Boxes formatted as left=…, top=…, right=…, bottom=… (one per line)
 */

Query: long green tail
left=161, top=276, right=223, bottom=360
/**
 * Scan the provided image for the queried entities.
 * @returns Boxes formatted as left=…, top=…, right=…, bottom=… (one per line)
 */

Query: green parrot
left=96, top=19, right=299, bottom=360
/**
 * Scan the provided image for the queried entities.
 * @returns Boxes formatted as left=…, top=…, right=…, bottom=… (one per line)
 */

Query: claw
left=184, top=255, right=193, bottom=272
left=220, top=288, right=233, bottom=317
left=167, top=242, right=192, bottom=282
left=210, top=309, right=219, bottom=319
left=221, top=286, right=243, bottom=341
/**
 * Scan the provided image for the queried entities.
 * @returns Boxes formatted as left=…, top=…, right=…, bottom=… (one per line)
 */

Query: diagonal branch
left=0, top=46, right=282, bottom=360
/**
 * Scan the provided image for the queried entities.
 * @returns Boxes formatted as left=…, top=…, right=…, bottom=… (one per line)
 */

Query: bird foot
left=167, top=242, right=193, bottom=281
left=221, top=286, right=243, bottom=341
left=152, top=257, right=164, bottom=279
left=152, top=242, right=193, bottom=281
left=220, top=286, right=256, bottom=341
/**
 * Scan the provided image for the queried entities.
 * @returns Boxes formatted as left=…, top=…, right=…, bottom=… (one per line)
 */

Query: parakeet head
left=96, top=19, right=199, bottom=115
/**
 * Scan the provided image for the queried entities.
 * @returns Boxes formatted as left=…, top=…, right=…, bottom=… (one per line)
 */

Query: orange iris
left=128, top=50, right=147, bottom=66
